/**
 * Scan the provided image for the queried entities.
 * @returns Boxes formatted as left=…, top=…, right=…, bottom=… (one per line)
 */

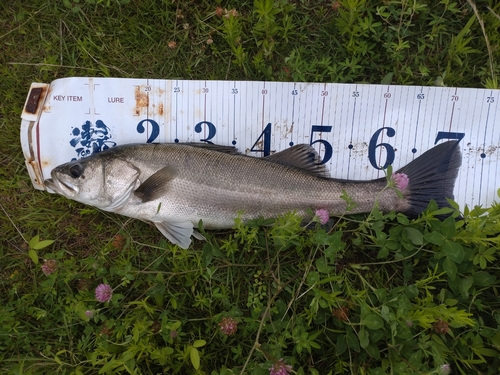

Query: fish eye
left=69, top=164, right=83, bottom=178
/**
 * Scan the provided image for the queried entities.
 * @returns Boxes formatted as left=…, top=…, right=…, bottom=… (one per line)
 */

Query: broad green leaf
left=306, top=271, right=319, bottom=285
left=365, top=343, right=381, bottom=360
left=346, top=329, right=360, bottom=352
left=480, top=256, right=487, bottom=269
left=432, top=207, right=455, bottom=216
left=28, top=249, right=38, bottom=265
left=193, top=340, right=206, bottom=348
left=443, top=257, right=457, bottom=280
left=377, top=246, right=389, bottom=259
left=33, top=239, right=54, bottom=250
left=315, top=257, right=333, bottom=274
left=408, top=349, right=423, bottom=369
left=397, top=214, right=409, bottom=225
left=424, top=231, right=444, bottom=246
left=28, top=235, right=40, bottom=249
left=325, top=231, right=345, bottom=257
left=335, top=334, right=347, bottom=355
left=443, top=240, right=464, bottom=263
left=359, top=328, right=369, bottom=349
left=405, top=227, right=423, bottom=245
left=380, top=72, right=394, bottom=85
left=202, top=243, right=213, bottom=266
left=472, top=271, right=496, bottom=287
left=364, top=314, right=384, bottom=330
left=440, top=216, right=456, bottom=238
left=459, top=277, right=473, bottom=298
left=190, top=347, right=200, bottom=370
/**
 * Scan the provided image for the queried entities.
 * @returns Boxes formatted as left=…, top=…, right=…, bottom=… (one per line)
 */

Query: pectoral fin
left=135, top=166, right=178, bottom=203
left=154, top=221, right=196, bottom=249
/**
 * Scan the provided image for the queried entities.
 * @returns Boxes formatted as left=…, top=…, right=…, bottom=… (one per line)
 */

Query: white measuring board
left=20, top=77, right=499, bottom=210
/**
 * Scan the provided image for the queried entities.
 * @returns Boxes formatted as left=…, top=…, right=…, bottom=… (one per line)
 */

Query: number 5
left=310, top=125, right=333, bottom=165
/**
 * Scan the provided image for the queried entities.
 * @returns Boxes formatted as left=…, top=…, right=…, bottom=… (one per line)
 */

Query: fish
left=44, top=141, right=461, bottom=249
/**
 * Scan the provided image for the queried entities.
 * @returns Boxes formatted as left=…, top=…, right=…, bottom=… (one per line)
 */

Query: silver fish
left=44, top=141, right=461, bottom=248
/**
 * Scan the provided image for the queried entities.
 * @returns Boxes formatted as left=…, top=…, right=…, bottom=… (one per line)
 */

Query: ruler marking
left=478, top=90, right=493, bottom=204
left=317, top=83, right=327, bottom=157
left=261, top=82, right=266, bottom=130
left=448, top=87, right=458, bottom=133
left=412, top=87, right=424, bottom=159
left=377, top=86, right=391, bottom=177
left=175, top=80, right=178, bottom=142
left=204, top=80, right=207, bottom=140
left=233, top=81, right=237, bottom=145
left=347, top=84, right=358, bottom=178
left=146, top=79, right=150, bottom=141
left=290, top=82, right=296, bottom=146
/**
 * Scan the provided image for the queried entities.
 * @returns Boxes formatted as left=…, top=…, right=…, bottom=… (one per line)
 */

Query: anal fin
left=154, top=221, right=195, bottom=249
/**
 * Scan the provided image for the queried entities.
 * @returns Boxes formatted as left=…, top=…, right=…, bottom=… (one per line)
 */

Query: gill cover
left=102, top=158, right=141, bottom=210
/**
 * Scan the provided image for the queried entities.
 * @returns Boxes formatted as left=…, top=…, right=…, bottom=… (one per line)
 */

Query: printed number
left=174, top=87, right=180, bottom=93
left=195, top=121, right=216, bottom=144
left=417, top=93, right=425, bottom=99
left=136, top=119, right=160, bottom=143
left=250, top=123, right=271, bottom=156
left=321, top=91, right=329, bottom=96
left=291, top=89, right=298, bottom=95
left=232, top=88, right=238, bottom=94
left=487, top=96, right=495, bottom=103
left=262, top=89, right=268, bottom=95
left=384, top=92, right=392, bottom=99
left=310, top=125, right=333, bottom=165
left=368, top=127, right=396, bottom=170
left=145, top=86, right=151, bottom=92
left=434, top=131, right=465, bottom=161
left=201, top=88, right=209, bottom=94
left=352, top=91, right=359, bottom=98
left=451, top=95, right=459, bottom=102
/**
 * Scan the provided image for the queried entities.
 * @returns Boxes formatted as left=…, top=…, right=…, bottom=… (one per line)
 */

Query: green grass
left=1, top=0, right=500, bottom=374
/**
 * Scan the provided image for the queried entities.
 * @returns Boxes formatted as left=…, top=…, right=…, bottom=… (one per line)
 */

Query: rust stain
left=25, top=87, right=43, bottom=113
left=158, top=102, right=164, bottom=116
left=28, top=158, right=43, bottom=186
left=24, top=85, right=50, bottom=115
left=134, top=86, right=149, bottom=116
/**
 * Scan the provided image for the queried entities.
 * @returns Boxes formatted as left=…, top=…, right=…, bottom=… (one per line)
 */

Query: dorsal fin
left=265, top=144, right=330, bottom=178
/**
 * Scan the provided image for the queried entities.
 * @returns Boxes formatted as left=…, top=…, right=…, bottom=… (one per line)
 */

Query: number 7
left=433, top=131, right=465, bottom=162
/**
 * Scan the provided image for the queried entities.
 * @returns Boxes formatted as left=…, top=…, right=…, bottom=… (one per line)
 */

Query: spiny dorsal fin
left=265, top=144, right=330, bottom=178
left=134, top=165, right=178, bottom=202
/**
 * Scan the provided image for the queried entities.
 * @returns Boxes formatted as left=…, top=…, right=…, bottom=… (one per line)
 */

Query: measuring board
left=20, top=77, right=499, bottom=210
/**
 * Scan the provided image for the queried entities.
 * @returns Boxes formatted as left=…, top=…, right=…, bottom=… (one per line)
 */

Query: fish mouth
left=44, top=174, right=78, bottom=197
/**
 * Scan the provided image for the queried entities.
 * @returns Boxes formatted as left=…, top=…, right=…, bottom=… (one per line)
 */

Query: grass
left=1, top=0, right=500, bottom=374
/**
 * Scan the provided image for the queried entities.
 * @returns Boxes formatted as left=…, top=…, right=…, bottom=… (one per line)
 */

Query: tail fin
left=396, top=141, right=462, bottom=217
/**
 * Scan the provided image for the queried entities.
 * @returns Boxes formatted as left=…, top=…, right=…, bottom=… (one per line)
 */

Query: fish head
left=44, top=155, right=141, bottom=211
